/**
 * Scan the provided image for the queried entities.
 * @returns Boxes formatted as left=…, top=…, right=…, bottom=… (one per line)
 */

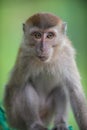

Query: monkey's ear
left=23, top=23, right=25, bottom=32
left=62, top=22, right=67, bottom=34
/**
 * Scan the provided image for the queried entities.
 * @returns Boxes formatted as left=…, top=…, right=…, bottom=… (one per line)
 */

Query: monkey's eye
left=31, top=32, right=42, bottom=39
left=47, top=32, right=55, bottom=39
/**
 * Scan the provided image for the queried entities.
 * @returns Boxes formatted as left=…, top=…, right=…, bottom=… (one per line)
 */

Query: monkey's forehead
left=25, top=13, right=62, bottom=29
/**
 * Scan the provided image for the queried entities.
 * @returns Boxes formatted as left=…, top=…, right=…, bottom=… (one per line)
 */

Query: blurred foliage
left=0, top=0, right=87, bottom=130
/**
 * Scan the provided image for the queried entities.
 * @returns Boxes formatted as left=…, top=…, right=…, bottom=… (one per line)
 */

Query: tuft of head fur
left=25, top=13, right=62, bottom=29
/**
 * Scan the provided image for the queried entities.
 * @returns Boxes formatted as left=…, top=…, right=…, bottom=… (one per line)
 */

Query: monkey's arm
left=3, top=49, right=30, bottom=128
left=4, top=61, right=28, bottom=114
left=4, top=63, right=46, bottom=130
left=65, top=61, right=87, bottom=130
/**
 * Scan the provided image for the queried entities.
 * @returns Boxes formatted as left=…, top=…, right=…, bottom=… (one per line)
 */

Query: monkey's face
left=23, top=13, right=67, bottom=63
left=24, top=26, right=64, bottom=63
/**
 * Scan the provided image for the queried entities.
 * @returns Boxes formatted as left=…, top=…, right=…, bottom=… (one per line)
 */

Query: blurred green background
left=0, top=0, right=87, bottom=130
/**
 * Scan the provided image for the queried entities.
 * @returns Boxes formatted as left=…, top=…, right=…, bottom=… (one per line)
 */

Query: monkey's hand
left=52, top=123, right=68, bottom=130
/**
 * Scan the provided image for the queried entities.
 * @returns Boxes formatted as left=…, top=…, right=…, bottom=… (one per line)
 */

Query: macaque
left=4, top=13, right=87, bottom=130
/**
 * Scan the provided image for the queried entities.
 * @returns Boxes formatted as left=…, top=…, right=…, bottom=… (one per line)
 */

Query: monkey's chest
left=31, top=72, right=60, bottom=96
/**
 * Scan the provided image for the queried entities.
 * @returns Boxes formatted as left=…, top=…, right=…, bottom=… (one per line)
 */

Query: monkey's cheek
left=45, top=48, right=53, bottom=62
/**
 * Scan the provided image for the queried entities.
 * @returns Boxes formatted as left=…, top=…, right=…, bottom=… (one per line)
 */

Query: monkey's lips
left=37, top=56, right=48, bottom=61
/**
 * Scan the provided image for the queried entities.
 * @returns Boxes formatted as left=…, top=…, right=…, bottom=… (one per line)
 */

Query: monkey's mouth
left=37, top=56, right=48, bottom=61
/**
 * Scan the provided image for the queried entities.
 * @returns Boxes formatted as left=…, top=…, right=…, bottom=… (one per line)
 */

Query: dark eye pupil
left=47, top=32, right=54, bottom=39
left=34, top=32, right=41, bottom=39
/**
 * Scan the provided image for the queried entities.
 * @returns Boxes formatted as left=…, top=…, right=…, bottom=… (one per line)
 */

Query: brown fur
left=26, top=13, right=62, bottom=29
